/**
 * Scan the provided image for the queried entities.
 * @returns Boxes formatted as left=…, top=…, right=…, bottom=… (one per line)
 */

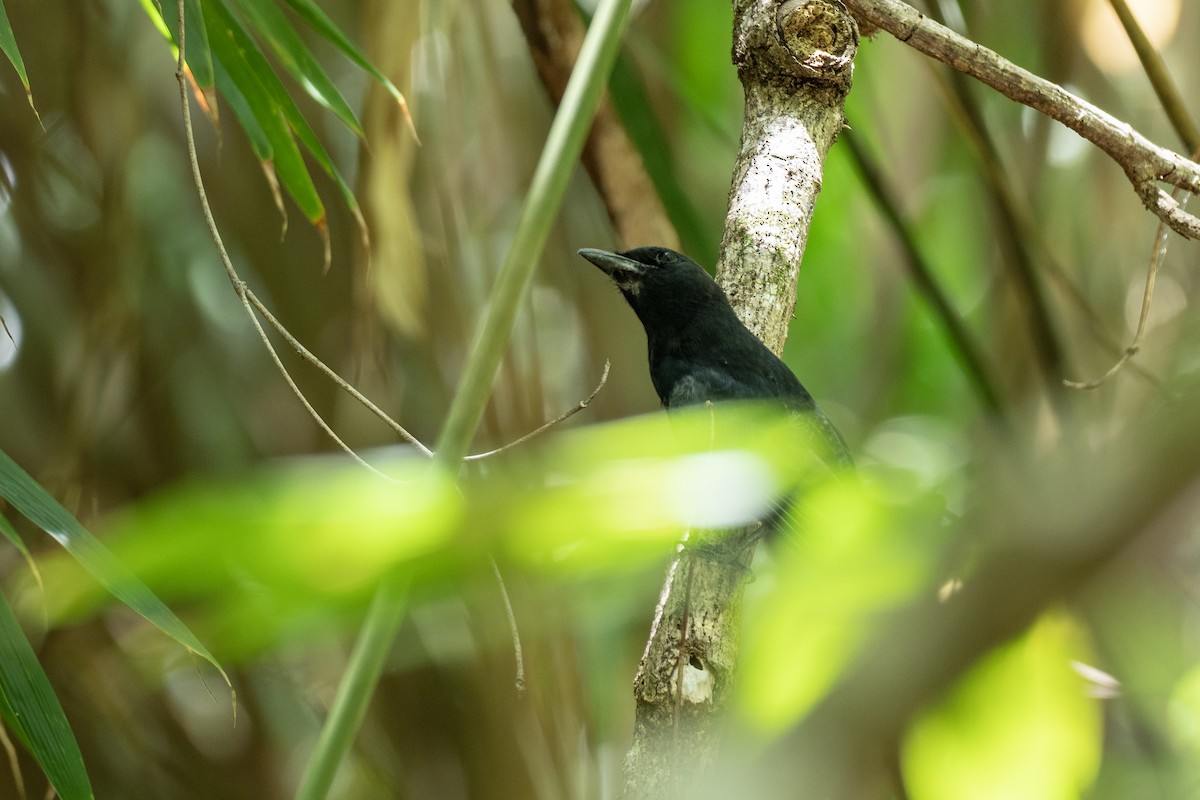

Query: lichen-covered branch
left=717, top=0, right=858, bottom=352
left=844, top=0, right=1200, bottom=239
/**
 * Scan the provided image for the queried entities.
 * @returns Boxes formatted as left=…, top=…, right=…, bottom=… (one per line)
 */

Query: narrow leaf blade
left=0, top=0, right=38, bottom=119
left=205, top=0, right=325, bottom=226
left=144, top=0, right=215, bottom=91
left=230, top=0, right=363, bottom=136
left=0, top=448, right=228, bottom=685
left=280, top=0, right=413, bottom=117
left=0, top=592, right=92, bottom=800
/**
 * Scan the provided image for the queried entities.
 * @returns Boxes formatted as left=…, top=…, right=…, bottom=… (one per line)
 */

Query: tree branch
left=511, top=0, right=679, bottom=250
left=717, top=0, right=858, bottom=352
left=844, top=0, right=1200, bottom=240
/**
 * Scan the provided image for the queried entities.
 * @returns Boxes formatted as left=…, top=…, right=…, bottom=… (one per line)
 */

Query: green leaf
left=738, top=474, right=943, bottom=732
left=0, top=0, right=38, bottom=120
left=0, top=448, right=228, bottom=687
left=204, top=0, right=325, bottom=227
left=104, top=460, right=461, bottom=605
left=212, top=0, right=360, bottom=220
left=0, top=512, right=41, bottom=590
left=280, top=0, right=410, bottom=110
left=230, top=0, right=364, bottom=137
left=903, top=613, right=1102, bottom=800
left=0, top=591, right=92, bottom=800
left=146, top=0, right=216, bottom=91
left=210, top=55, right=273, bottom=161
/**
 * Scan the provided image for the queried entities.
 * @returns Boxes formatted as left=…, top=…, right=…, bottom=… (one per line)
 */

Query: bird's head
left=578, top=246, right=727, bottom=332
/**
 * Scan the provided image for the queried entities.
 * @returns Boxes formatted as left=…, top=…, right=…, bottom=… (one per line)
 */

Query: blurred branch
left=844, top=0, right=1200, bottom=240
left=926, top=6, right=1163, bottom=392
left=1107, top=0, right=1200, bottom=155
left=512, top=0, right=679, bottom=250
left=925, top=62, right=1065, bottom=384
left=842, top=127, right=1007, bottom=419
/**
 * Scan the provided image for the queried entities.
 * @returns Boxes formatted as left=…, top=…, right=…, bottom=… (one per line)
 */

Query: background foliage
left=1, top=0, right=1199, bottom=797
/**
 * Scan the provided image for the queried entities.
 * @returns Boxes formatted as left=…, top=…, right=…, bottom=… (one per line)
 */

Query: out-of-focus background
left=1, top=0, right=1199, bottom=797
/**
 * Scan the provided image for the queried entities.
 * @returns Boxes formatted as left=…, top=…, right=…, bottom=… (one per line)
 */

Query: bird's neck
left=644, top=301, right=739, bottom=364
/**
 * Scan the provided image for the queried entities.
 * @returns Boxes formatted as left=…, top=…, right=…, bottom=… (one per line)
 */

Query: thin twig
left=464, top=360, right=610, bottom=461
left=1061, top=4, right=1200, bottom=390
left=0, top=723, right=24, bottom=800
left=845, top=0, right=1200, bottom=239
left=244, top=293, right=433, bottom=457
left=491, top=558, right=525, bottom=695
left=1064, top=184, right=1184, bottom=390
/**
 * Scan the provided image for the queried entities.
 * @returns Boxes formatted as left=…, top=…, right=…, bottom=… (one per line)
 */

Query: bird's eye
left=656, top=251, right=676, bottom=265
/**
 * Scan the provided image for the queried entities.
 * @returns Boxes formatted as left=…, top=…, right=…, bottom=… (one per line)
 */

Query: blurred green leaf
left=903, top=612, right=1102, bottom=800
left=1169, top=663, right=1200, bottom=754
left=0, top=447, right=228, bottom=687
left=737, top=474, right=945, bottom=732
left=498, top=405, right=845, bottom=574
left=0, top=591, right=92, bottom=800
left=31, top=406, right=857, bottom=651
left=0, top=0, right=38, bottom=120
left=40, top=459, right=463, bottom=628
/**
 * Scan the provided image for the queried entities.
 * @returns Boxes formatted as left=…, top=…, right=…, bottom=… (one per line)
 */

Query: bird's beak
left=578, top=248, right=645, bottom=292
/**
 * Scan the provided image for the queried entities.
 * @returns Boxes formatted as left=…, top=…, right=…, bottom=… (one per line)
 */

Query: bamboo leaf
left=0, top=448, right=228, bottom=688
left=230, top=0, right=364, bottom=136
left=205, top=0, right=325, bottom=227
left=0, top=592, right=92, bottom=800
left=279, top=0, right=411, bottom=112
left=145, top=0, right=215, bottom=91
left=0, top=0, right=38, bottom=121
left=213, top=0, right=355, bottom=212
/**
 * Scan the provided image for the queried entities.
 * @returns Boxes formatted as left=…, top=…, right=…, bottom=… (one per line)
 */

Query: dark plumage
left=579, top=246, right=852, bottom=469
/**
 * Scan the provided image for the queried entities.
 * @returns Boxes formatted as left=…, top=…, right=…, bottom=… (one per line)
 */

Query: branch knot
left=777, top=0, right=857, bottom=78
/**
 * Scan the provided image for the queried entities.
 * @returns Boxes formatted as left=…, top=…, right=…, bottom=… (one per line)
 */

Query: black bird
left=578, top=246, right=852, bottom=470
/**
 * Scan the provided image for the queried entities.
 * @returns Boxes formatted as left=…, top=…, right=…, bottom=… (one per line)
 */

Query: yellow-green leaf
left=903, top=612, right=1102, bottom=800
